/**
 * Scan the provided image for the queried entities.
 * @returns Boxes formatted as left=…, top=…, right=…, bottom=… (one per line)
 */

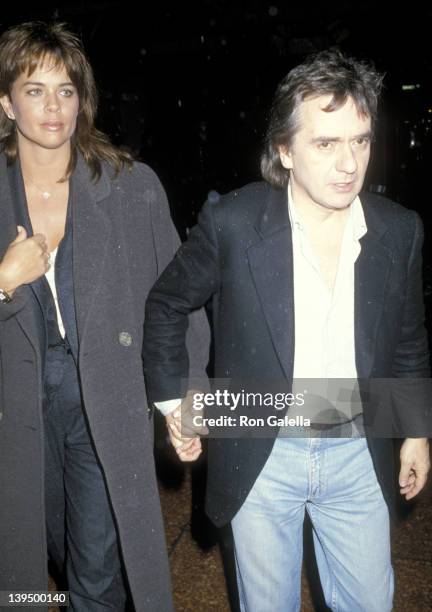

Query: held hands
left=0, top=226, right=50, bottom=296
left=399, top=437, right=430, bottom=500
left=165, top=389, right=209, bottom=462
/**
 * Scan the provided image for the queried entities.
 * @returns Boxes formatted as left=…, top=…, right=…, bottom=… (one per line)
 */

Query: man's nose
left=336, top=144, right=357, bottom=174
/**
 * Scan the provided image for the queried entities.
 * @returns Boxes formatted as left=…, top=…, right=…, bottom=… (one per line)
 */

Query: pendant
left=42, top=191, right=51, bottom=199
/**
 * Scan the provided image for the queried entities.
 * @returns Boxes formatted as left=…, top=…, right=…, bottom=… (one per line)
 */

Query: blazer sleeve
left=390, top=211, right=432, bottom=436
left=144, top=176, right=214, bottom=403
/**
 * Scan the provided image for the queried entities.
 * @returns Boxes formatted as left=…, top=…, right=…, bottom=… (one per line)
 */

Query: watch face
left=0, top=289, right=12, bottom=303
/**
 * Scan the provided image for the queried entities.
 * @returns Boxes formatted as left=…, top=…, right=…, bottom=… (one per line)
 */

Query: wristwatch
left=0, top=288, right=12, bottom=303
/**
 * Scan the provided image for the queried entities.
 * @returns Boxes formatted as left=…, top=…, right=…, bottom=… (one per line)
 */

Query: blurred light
left=207, top=190, right=220, bottom=204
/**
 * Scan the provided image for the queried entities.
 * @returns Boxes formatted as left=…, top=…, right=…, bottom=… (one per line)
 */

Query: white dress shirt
left=287, top=183, right=367, bottom=423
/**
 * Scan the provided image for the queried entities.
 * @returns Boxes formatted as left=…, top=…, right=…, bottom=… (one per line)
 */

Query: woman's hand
left=0, top=226, right=50, bottom=296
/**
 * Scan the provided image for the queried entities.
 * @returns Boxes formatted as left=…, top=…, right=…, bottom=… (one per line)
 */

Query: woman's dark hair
left=261, top=49, right=384, bottom=189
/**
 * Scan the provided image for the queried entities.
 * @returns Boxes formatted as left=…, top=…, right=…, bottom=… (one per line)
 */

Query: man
left=143, top=50, right=431, bottom=611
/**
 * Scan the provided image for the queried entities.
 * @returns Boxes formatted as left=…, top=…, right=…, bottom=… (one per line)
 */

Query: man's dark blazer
left=0, top=153, right=209, bottom=612
left=144, top=181, right=432, bottom=527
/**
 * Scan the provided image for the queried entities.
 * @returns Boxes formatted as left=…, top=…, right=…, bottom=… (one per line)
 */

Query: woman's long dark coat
left=0, top=153, right=209, bottom=611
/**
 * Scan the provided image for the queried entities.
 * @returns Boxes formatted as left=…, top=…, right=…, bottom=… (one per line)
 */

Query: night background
left=3, top=2, right=431, bottom=324
left=2, top=4, right=432, bottom=610
left=2, top=2, right=432, bottom=226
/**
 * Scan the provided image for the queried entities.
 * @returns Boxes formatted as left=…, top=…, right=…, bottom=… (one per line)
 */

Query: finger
left=172, top=413, right=204, bottom=437
left=181, top=422, right=209, bottom=437
left=33, top=234, right=48, bottom=251
left=405, top=474, right=428, bottom=500
left=178, top=416, right=209, bottom=437
left=401, top=474, right=416, bottom=490
left=399, top=462, right=413, bottom=487
left=399, top=470, right=415, bottom=492
left=175, top=439, right=200, bottom=454
left=168, top=428, right=199, bottom=454
left=167, top=424, right=185, bottom=444
left=400, top=484, right=414, bottom=495
left=11, top=225, right=27, bottom=244
left=43, top=252, right=51, bottom=272
left=176, top=448, right=199, bottom=462
left=177, top=449, right=201, bottom=462
left=177, top=440, right=202, bottom=462
left=167, top=420, right=184, bottom=442
left=178, top=425, right=202, bottom=438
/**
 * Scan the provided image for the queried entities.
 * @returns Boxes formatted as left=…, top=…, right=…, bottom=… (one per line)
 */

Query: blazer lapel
left=71, top=155, right=112, bottom=345
left=247, top=187, right=295, bottom=381
left=246, top=188, right=394, bottom=382
left=355, top=196, right=393, bottom=378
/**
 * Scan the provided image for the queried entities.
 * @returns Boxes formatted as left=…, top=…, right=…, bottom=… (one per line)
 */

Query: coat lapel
left=247, top=188, right=295, bottom=380
left=71, top=155, right=112, bottom=345
left=0, top=157, right=18, bottom=257
left=355, top=196, right=393, bottom=378
left=0, top=156, right=44, bottom=352
left=7, top=159, right=51, bottom=319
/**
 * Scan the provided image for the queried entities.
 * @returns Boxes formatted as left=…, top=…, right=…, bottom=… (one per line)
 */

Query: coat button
left=119, top=331, right=133, bottom=347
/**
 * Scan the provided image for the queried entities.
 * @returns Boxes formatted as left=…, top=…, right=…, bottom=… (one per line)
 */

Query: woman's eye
left=60, top=89, right=75, bottom=97
left=27, top=88, right=42, bottom=96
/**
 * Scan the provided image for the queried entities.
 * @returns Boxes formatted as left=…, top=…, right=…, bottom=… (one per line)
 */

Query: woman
left=0, top=21, right=208, bottom=611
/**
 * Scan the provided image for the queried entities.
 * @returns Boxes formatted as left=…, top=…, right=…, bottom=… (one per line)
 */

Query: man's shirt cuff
left=154, top=398, right=182, bottom=416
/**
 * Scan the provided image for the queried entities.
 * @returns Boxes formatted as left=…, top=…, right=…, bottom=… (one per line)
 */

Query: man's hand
left=0, top=226, right=49, bottom=296
left=399, top=437, right=430, bottom=500
left=165, top=390, right=209, bottom=462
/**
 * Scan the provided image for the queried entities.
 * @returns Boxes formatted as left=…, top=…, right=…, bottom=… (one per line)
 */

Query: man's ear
left=0, top=95, right=15, bottom=121
left=278, top=146, right=292, bottom=170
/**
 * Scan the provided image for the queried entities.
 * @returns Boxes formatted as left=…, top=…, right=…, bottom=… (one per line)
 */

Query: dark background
left=3, top=6, right=431, bottom=607
left=2, top=1, right=432, bottom=314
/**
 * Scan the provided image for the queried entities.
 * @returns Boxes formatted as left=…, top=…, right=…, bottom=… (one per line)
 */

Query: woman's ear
left=0, top=95, right=15, bottom=120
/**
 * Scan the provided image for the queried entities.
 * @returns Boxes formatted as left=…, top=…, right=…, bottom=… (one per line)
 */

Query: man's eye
left=354, top=137, right=370, bottom=146
left=317, top=141, right=333, bottom=150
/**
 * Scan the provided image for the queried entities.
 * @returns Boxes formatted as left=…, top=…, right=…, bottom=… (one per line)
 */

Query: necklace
left=24, top=176, right=57, bottom=200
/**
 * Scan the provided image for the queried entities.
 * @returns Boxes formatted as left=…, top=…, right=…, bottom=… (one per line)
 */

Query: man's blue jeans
left=231, top=434, right=393, bottom=611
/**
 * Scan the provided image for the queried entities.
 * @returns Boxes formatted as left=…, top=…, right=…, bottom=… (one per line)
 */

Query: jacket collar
left=253, top=184, right=289, bottom=238
left=72, top=151, right=112, bottom=204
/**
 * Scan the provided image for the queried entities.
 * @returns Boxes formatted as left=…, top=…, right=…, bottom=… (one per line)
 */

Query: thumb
left=12, top=225, right=27, bottom=243
left=399, top=460, right=412, bottom=487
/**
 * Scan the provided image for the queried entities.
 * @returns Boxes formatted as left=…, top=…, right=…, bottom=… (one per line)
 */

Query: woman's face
left=0, top=58, right=79, bottom=153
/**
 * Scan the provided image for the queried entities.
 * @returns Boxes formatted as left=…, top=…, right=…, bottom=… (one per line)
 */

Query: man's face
left=279, top=95, right=372, bottom=211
